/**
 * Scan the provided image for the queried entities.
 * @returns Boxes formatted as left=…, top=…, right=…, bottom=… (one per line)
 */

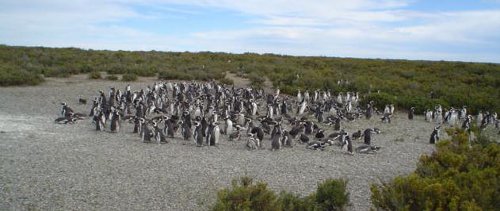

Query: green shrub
left=122, top=73, right=138, bottom=81
left=88, top=71, right=101, bottom=79
left=371, top=129, right=500, bottom=210
left=212, top=176, right=350, bottom=211
left=0, top=66, right=44, bottom=86
left=315, top=178, right=350, bottom=210
left=106, top=75, right=118, bottom=81
left=212, top=176, right=278, bottom=211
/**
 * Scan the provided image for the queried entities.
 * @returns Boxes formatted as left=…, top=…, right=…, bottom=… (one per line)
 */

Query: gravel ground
left=1, top=76, right=447, bottom=210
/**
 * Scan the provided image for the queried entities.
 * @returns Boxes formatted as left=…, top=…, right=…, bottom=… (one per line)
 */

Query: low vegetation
left=121, top=73, right=138, bottom=81
left=0, top=45, right=498, bottom=113
left=371, top=129, right=500, bottom=210
left=88, top=71, right=101, bottom=79
left=212, top=176, right=350, bottom=211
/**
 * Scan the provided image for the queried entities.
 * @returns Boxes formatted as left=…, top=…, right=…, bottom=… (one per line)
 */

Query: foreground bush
left=121, top=73, right=138, bottom=81
left=212, top=176, right=350, bottom=211
left=371, top=129, right=499, bottom=210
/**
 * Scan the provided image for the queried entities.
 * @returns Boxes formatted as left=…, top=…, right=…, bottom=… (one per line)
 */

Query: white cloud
left=0, top=0, right=499, bottom=62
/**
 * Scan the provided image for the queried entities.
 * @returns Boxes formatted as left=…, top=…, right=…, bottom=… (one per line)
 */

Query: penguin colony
left=56, top=80, right=499, bottom=154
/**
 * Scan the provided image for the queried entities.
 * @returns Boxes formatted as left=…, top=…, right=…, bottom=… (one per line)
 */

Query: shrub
left=0, top=67, right=44, bottom=86
left=88, top=71, right=101, bottom=79
left=371, top=129, right=500, bottom=210
left=212, top=177, right=350, bottom=211
left=212, top=176, right=278, bottom=211
left=106, top=75, right=118, bottom=81
left=315, top=179, right=350, bottom=210
left=122, top=73, right=138, bottom=81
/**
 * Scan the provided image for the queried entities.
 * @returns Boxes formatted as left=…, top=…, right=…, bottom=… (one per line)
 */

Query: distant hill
left=1, top=44, right=499, bottom=113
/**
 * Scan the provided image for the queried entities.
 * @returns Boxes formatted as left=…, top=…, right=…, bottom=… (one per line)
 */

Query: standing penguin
left=224, top=117, right=233, bottom=135
left=363, top=128, right=376, bottom=145
left=93, top=110, right=105, bottom=131
left=429, top=126, right=440, bottom=144
left=212, top=123, right=220, bottom=146
left=181, top=121, right=192, bottom=141
left=408, top=107, right=415, bottom=120
left=271, top=131, right=282, bottom=151
left=110, top=109, right=120, bottom=133
left=206, top=122, right=215, bottom=146
left=193, top=121, right=204, bottom=146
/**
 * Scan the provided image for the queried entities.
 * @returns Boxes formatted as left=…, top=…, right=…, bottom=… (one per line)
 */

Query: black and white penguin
left=352, top=130, right=362, bottom=140
left=93, top=110, right=105, bottom=131
left=315, top=129, right=325, bottom=140
left=193, top=121, right=204, bottom=146
left=206, top=122, right=215, bottom=146
left=109, top=109, right=120, bottom=133
left=181, top=120, right=192, bottom=141
left=355, top=145, right=381, bottom=154
left=299, top=133, right=310, bottom=143
left=133, top=116, right=142, bottom=133
left=153, top=121, right=168, bottom=144
left=429, top=126, right=440, bottom=144
left=408, top=107, right=415, bottom=120
left=250, top=126, right=265, bottom=143
left=363, top=128, right=376, bottom=145
left=282, top=130, right=292, bottom=147
left=224, top=117, right=233, bottom=135
left=271, top=131, right=282, bottom=151
left=61, top=102, right=74, bottom=118
left=246, top=133, right=259, bottom=150
left=141, top=120, right=152, bottom=143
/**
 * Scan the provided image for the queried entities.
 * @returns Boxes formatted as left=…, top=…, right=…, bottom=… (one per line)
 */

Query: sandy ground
left=0, top=75, right=476, bottom=211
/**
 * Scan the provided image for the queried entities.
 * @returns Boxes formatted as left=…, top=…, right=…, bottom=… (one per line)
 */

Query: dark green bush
left=212, top=176, right=278, bottom=211
left=315, top=178, right=350, bottom=210
left=121, top=73, right=138, bottom=81
left=88, top=71, right=101, bottom=79
left=106, top=75, right=118, bottom=81
left=0, top=66, right=44, bottom=86
left=371, top=129, right=500, bottom=210
left=212, top=176, right=350, bottom=211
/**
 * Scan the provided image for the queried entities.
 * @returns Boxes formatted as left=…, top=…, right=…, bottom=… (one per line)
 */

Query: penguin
left=351, top=130, right=362, bottom=140
left=141, top=120, right=152, bottom=143
left=93, top=111, right=105, bottom=131
left=212, top=123, right=220, bottom=146
left=429, top=126, right=440, bottom=144
left=355, top=145, right=381, bottom=154
left=365, top=103, right=374, bottom=120
left=193, top=121, right=204, bottom=146
left=246, top=133, right=259, bottom=150
left=206, top=122, right=215, bottom=146
left=408, top=107, right=415, bottom=120
left=250, top=126, right=265, bottom=143
left=153, top=121, right=167, bottom=144
left=133, top=116, right=141, bottom=133
left=271, top=131, right=282, bottom=151
left=363, top=128, right=376, bottom=145
left=110, top=109, right=120, bottom=133
left=299, top=133, right=310, bottom=143
left=181, top=121, right=192, bottom=141
left=224, top=117, right=233, bottom=135
left=315, top=129, right=325, bottom=140
left=61, top=102, right=74, bottom=118
left=282, top=130, right=292, bottom=147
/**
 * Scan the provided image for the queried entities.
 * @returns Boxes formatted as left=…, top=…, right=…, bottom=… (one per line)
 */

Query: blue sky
left=1, top=0, right=499, bottom=63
